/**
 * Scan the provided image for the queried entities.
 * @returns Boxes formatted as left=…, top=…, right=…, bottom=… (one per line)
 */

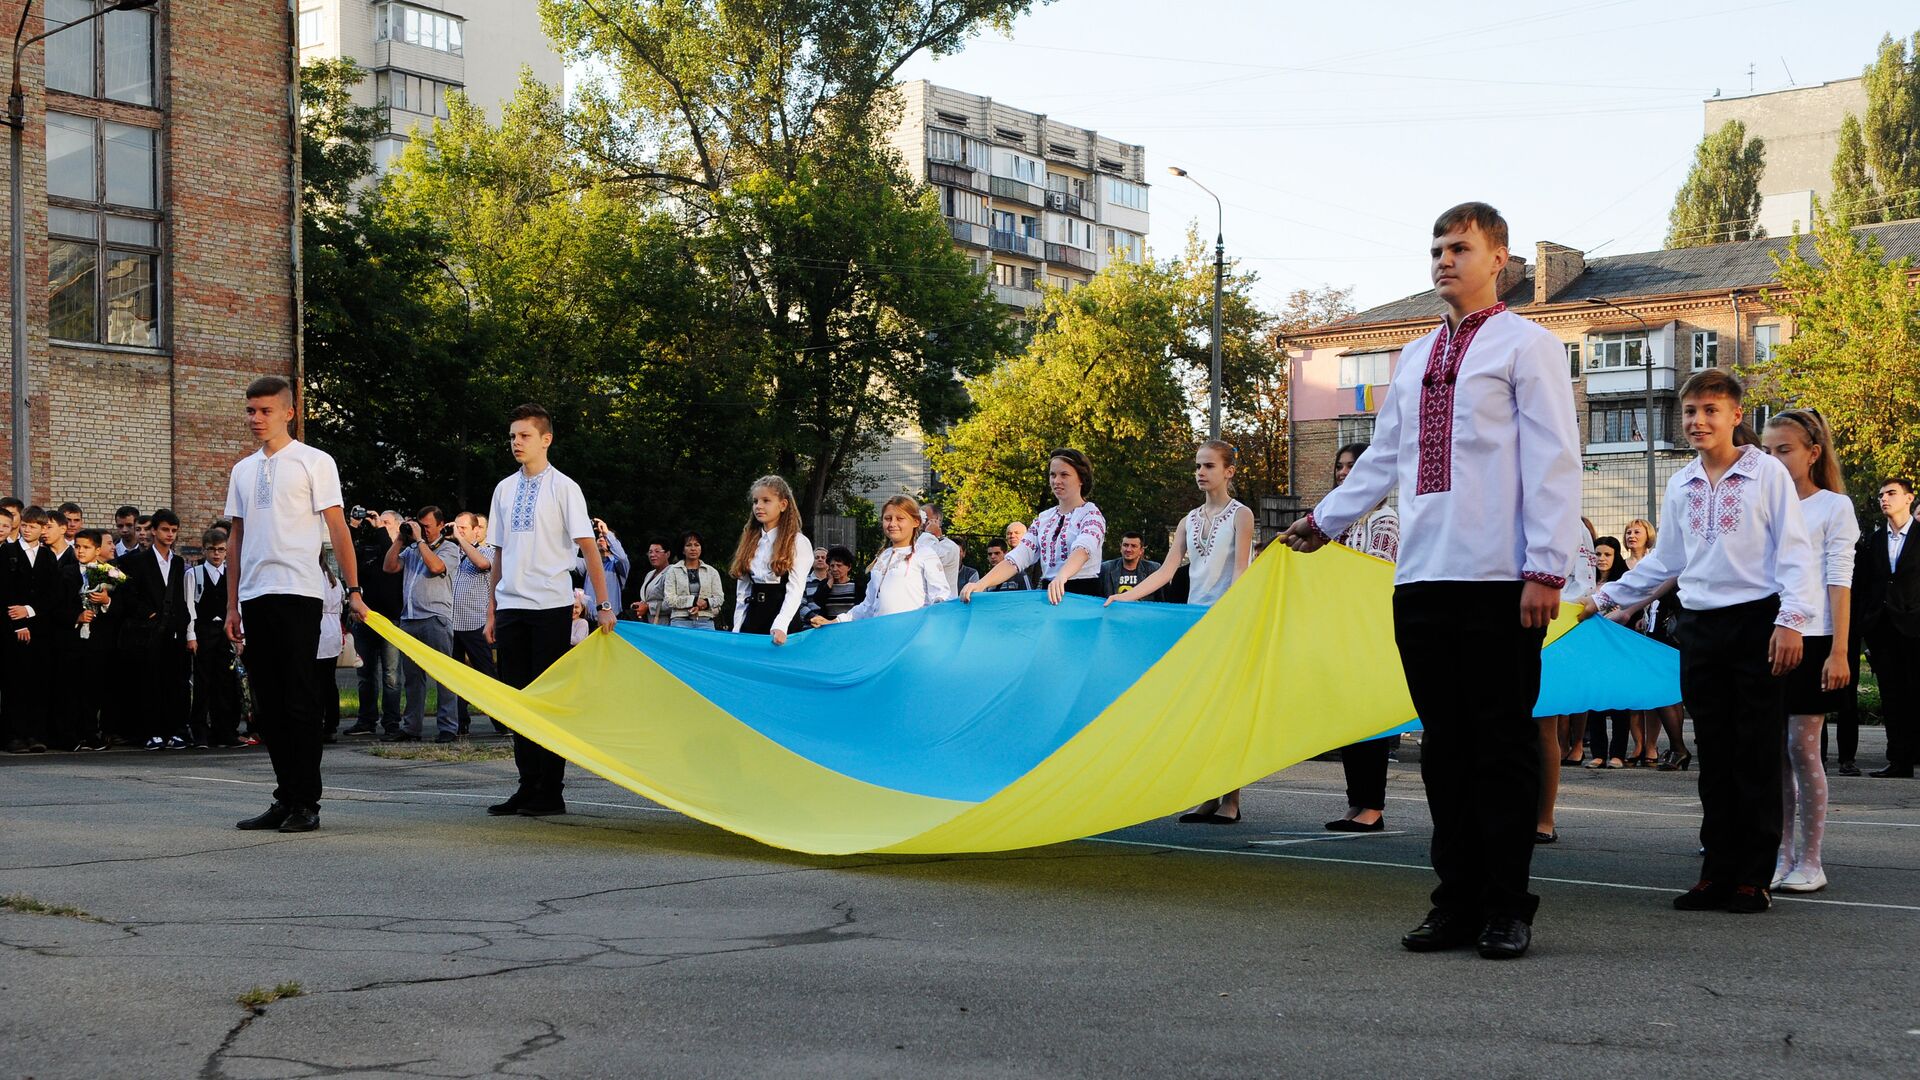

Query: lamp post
left=1169, top=166, right=1224, bottom=439
left=1584, top=296, right=1659, bottom=523
left=6, top=0, right=160, bottom=498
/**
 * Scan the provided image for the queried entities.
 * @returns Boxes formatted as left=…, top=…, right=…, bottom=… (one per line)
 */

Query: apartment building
left=1702, top=77, right=1868, bottom=239
left=0, top=0, right=297, bottom=527
left=1286, top=221, right=1920, bottom=536
left=295, top=0, right=564, bottom=170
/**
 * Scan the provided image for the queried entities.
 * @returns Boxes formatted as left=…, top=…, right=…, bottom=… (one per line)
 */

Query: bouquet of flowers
left=78, top=562, right=127, bottom=640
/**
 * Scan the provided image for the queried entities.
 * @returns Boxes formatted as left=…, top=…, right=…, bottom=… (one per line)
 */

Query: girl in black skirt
left=728, top=475, right=814, bottom=646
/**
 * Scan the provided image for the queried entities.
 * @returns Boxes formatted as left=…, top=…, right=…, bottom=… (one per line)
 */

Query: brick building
left=1287, top=220, right=1920, bottom=538
left=0, top=0, right=297, bottom=531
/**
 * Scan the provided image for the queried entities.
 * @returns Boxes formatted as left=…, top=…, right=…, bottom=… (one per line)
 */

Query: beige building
left=868, top=81, right=1150, bottom=506
left=296, top=0, right=564, bottom=171
left=1702, top=77, right=1868, bottom=238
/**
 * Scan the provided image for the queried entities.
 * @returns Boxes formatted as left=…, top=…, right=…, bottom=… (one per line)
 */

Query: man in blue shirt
left=383, top=505, right=460, bottom=743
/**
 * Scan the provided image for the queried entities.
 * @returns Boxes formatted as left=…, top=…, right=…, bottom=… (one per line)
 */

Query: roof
left=1310, top=218, right=1920, bottom=335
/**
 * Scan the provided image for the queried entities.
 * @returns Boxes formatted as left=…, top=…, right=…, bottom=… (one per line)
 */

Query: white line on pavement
left=1244, top=784, right=1920, bottom=826
left=176, top=775, right=676, bottom=813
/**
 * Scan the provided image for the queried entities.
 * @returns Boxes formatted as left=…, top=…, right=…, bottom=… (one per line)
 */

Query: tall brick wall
left=0, top=2, right=295, bottom=533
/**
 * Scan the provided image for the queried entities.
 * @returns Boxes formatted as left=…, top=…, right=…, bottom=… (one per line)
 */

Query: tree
left=1666, top=119, right=1766, bottom=247
left=1753, top=210, right=1920, bottom=492
left=537, top=0, right=1034, bottom=521
left=1236, top=286, right=1355, bottom=498
left=926, top=261, right=1198, bottom=554
left=1830, top=31, right=1920, bottom=226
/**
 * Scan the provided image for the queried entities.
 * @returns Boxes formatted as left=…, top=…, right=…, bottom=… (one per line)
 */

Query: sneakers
left=1776, top=867, right=1828, bottom=893
left=74, top=738, right=110, bottom=752
left=1673, top=880, right=1731, bottom=911
left=341, top=723, right=378, bottom=737
left=163, top=736, right=189, bottom=751
left=142, top=737, right=166, bottom=751
left=1834, top=760, right=1861, bottom=777
left=1727, top=885, right=1772, bottom=913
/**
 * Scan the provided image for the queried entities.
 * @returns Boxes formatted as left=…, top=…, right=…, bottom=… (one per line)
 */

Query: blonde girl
left=1762, top=409, right=1855, bottom=893
left=730, top=476, right=814, bottom=645
left=814, top=495, right=951, bottom=626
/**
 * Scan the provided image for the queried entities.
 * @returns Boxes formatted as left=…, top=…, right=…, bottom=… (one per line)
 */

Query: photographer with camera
left=381, top=506, right=460, bottom=743
left=448, top=511, right=501, bottom=735
left=576, top=518, right=629, bottom=619
left=342, top=509, right=404, bottom=737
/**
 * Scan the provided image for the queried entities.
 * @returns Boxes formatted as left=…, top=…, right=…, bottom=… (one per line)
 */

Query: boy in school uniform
left=188, top=528, right=245, bottom=748
left=1587, top=368, right=1821, bottom=912
left=1283, top=202, right=1584, bottom=960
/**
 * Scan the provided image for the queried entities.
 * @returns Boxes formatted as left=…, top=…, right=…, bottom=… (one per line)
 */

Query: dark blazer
left=114, top=546, right=191, bottom=647
left=0, top=541, right=61, bottom=639
left=1855, top=521, right=1920, bottom=640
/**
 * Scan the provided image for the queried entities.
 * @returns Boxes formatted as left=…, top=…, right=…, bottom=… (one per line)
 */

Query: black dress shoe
left=1868, top=765, right=1915, bottom=778
left=434, top=732, right=459, bottom=744
left=1673, top=880, right=1731, bottom=911
left=236, top=802, right=293, bottom=831
left=1725, top=884, right=1770, bottom=913
left=1401, top=909, right=1479, bottom=952
left=277, top=806, right=320, bottom=833
left=487, top=792, right=527, bottom=816
left=341, top=723, right=378, bottom=737
left=517, top=799, right=567, bottom=817
left=1834, top=761, right=1861, bottom=777
left=1477, top=916, right=1531, bottom=959
left=1324, top=817, right=1385, bottom=832
left=380, top=732, right=421, bottom=743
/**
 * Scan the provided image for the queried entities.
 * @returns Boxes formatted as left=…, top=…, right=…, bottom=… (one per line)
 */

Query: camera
left=398, top=520, right=418, bottom=545
left=350, top=505, right=371, bottom=522
left=441, top=523, right=455, bottom=540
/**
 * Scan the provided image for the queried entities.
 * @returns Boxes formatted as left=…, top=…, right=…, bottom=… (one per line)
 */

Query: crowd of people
left=3, top=201, right=1916, bottom=962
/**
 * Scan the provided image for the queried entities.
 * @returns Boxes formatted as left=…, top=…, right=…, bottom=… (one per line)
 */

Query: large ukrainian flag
left=365, top=545, right=1676, bottom=855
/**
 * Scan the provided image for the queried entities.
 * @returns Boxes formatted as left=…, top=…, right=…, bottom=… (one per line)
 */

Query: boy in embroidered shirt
left=1586, top=368, right=1820, bottom=913
left=1283, top=202, right=1584, bottom=960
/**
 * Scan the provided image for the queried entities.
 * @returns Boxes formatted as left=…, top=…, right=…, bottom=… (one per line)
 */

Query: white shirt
left=1890, top=515, right=1912, bottom=572
left=732, top=526, right=815, bottom=632
left=485, top=464, right=594, bottom=612
left=1311, top=306, right=1584, bottom=588
left=924, top=533, right=962, bottom=594
left=1594, top=445, right=1822, bottom=630
left=839, top=544, right=951, bottom=621
left=1794, top=488, right=1860, bottom=638
left=1184, top=500, right=1248, bottom=608
left=152, top=544, right=174, bottom=587
left=224, top=439, right=344, bottom=603
left=316, top=577, right=343, bottom=659
left=1561, top=539, right=1598, bottom=603
left=1008, top=502, right=1106, bottom=581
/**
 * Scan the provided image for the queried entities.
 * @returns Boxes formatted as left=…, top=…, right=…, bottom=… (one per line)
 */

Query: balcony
left=990, top=282, right=1043, bottom=308
left=1045, top=190, right=1094, bottom=219
left=990, top=176, right=1044, bottom=207
left=990, top=230, right=1043, bottom=258
left=929, top=161, right=986, bottom=193
left=947, top=219, right=988, bottom=248
left=1045, top=243, right=1097, bottom=272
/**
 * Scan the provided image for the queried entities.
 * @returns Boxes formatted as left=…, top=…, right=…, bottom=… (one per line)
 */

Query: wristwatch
left=346, top=586, right=363, bottom=597
left=595, top=602, right=614, bottom=613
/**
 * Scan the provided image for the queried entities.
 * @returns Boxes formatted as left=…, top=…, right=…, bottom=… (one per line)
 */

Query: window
left=995, top=150, right=1042, bottom=184
left=935, top=111, right=969, bottom=127
left=376, top=3, right=464, bottom=54
left=1338, top=352, right=1392, bottom=388
left=1046, top=173, right=1086, bottom=198
left=991, top=262, right=1019, bottom=288
left=1337, top=417, right=1376, bottom=446
left=45, top=112, right=162, bottom=348
left=1105, top=177, right=1149, bottom=211
left=378, top=71, right=458, bottom=120
left=990, top=210, right=1016, bottom=235
left=1585, top=331, right=1646, bottom=370
left=928, top=128, right=970, bottom=166
left=43, top=0, right=155, bottom=106
left=1101, top=228, right=1143, bottom=263
left=1690, top=331, right=1718, bottom=371
left=1753, top=324, right=1782, bottom=362
left=1589, top=401, right=1673, bottom=445
left=1020, top=214, right=1040, bottom=239
left=299, top=9, right=325, bottom=48
left=1052, top=216, right=1092, bottom=249
left=1565, top=341, right=1581, bottom=379
left=940, top=186, right=986, bottom=225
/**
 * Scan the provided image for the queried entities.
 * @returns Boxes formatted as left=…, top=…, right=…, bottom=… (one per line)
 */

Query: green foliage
left=1831, top=32, right=1920, bottom=226
left=1755, top=210, right=1920, bottom=492
left=0, top=894, right=100, bottom=921
left=927, top=260, right=1199, bottom=552
left=236, top=982, right=304, bottom=1010
left=1667, top=119, right=1766, bottom=248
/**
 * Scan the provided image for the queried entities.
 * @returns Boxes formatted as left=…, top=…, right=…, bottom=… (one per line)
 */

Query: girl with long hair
left=1108, top=440, right=1256, bottom=824
left=1762, top=409, right=1855, bottom=893
left=730, top=476, right=814, bottom=645
left=814, top=495, right=950, bottom=625
left=963, top=448, right=1107, bottom=604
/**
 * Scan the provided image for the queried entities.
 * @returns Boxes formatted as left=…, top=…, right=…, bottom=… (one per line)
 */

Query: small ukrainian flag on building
left=1353, top=384, right=1375, bottom=412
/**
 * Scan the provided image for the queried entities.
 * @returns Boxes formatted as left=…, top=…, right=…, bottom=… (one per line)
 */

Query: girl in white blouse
left=812, top=496, right=951, bottom=626
left=729, top=475, right=814, bottom=645
left=962, top=448, right=1106, bottom=605
left=1107, top=440, right=1256, bottom=824
left=1763, top=410, right=1857, bottom=894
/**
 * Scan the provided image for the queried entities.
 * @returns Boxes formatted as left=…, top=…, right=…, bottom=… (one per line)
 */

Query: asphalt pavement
left=2, top=733, right=1915, bottom=1079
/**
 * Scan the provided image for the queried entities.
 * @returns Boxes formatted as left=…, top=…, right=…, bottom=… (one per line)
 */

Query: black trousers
left=1827, top=635, right=1863, bottom=763
left=242, top=595, right=324, bottom=808
left=1867, top=627, right=1919, bottom=770
left=192, top=636, right=242, bottom=744
left=2, top=634, right=47, bottom=744
left=1339, top=738, right=1390, bottom=812
left=450, top=625, right=497, bottom=726
left=53, top=638, right=100, bottom=747
left=1675, top=596, right=1787, bottom=890
left=140, top=635, right=191, bottom=741
left=1394, top=581, right=1546, bottom=922
left=496, top=606, right=572, bottom=798
left=1587, top=710, right=1630, bottom=761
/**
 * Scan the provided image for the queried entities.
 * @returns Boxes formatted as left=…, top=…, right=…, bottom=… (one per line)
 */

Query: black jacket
left=1854, top=521, right=1920, bottom=640
left=114, top=547, right=191, bottom=647
left=0, top=541, right=61, bottom=641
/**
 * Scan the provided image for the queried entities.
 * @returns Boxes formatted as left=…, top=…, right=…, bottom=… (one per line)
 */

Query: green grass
left=367, top=743, right=513, bottom=764
left=334, top=683, right=443, bottom=718
left=236, top=982, right=304, bottom=1010
left=0, top=894, right=102, bottom=921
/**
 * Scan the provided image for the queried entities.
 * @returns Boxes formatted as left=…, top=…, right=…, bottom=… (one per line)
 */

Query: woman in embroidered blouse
left=1331, top=443, right=1399, bottom=562
left=1108, top=440, right=1255, bottom=824
left=813, top=496, right=951, bottom=626
left=729, top=476, right=814, bottom=645
left=664, top=531, right=723, bottom=630
left=962, top=448, right=1106, bottom=605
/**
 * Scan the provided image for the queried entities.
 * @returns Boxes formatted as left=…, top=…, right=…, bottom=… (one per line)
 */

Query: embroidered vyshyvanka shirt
left=1309, top=305, right=1584, bottom=588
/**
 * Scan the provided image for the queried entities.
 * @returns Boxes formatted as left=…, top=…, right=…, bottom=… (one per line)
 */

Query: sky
left=893, top=0, right=1915, bottom=315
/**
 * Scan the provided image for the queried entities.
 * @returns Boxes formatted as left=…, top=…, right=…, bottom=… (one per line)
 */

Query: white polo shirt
left=224, top=439, right=343, bottom=603
left=486, top=464, right=594, bottom=612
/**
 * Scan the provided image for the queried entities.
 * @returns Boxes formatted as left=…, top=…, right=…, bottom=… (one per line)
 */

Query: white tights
left=1777, top=715, right=1828, bottom=879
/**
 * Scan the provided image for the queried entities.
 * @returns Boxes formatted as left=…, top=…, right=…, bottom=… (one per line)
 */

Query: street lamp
left=1169, top=166, right=1224, bottom=439
left=6, top=0, right=160, bottom=499
left=1585, top=296, right=1660, bottom=523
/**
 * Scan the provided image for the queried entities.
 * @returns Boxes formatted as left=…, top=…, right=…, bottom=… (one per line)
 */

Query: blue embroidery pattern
left=252, top=456, right=275, bottom=510
left=511, top=471, right=543, bottom=533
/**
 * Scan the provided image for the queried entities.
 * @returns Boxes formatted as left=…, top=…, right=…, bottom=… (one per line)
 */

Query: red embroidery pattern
left=1522, top=570, right=1568, bottom=589
left=1683, top=466, right=1750, bottom=547
left=1415, top=302, right=1505, bottom=496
